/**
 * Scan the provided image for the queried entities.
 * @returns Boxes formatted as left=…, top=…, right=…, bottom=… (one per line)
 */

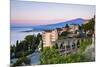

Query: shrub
left=13, top=57, right=30, bottom=66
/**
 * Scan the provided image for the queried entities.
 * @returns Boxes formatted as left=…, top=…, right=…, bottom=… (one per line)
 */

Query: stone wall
left=54, top=38, right=80, bottom=55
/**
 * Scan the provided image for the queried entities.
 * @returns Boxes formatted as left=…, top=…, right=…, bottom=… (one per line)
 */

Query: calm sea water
left=10, top=27, right=42, bottom=45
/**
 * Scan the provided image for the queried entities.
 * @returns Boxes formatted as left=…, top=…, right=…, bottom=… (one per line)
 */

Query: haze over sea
left=10, top=18, right=86, bottom=45
left=10, top=27, right=42, bottom=45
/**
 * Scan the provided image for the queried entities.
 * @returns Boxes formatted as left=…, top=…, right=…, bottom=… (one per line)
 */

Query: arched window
left=60, top=42, right=64, bottom=49
left=72, top=43, right=75, bottom=49
left=66, top=45, right=70, bottom=51
left=77, top=40, right=80, bottom=48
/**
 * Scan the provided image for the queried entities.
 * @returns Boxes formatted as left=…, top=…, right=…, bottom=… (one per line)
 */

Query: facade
left=42, top=29, right=58, bottom=47
left=59, top=27, right=68, bottom=35
left=56, top=27, right=68, bottom=35
left=68, top=24, right=79, bottom=33
left=42, top=24, right=79, bottom=48
left=55, top=38, right=80, bottom=55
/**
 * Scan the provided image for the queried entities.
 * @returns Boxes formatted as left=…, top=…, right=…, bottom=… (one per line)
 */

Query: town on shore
left=10, top=16, right=95, bottom=66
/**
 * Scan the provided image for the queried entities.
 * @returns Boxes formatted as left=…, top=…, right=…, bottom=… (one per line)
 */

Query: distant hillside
left=32, top=18, right=86, bottom=31
left=11, top=18, right=87, bottom=32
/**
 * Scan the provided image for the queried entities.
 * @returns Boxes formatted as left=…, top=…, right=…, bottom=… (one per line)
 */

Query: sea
left=10, top=27, right=42, bottom=45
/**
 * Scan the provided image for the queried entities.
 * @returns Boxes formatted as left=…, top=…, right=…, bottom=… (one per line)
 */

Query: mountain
left=32, top=18, right=85, bottom=31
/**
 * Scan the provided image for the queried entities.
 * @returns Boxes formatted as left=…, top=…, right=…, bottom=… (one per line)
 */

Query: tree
left=78, top=25, right=82, bottom=30
left=40, top=47, right=62, bottom=64
left=10, top=45, right=16, bottom=59
left=13, top=57, right=31, bottom=66
left=53, top=43, right=58, bottom=49
left=16, top=40, right=19, bottom=46
left=36, top=33, right=42, bottom=45
left=65, top=24, right=69, bottom=28
left=24, top=35, right=34, bottom=51
left=60, top=31, right=69, bottom=36
left=66, top=53, right=90, bottom=63
left=82, top=16, right=95, bottom=33
left=40, top=47, right=84, bottom=64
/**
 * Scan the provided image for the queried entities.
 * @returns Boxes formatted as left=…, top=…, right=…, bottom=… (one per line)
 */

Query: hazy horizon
left=11, top=0, right=95, bottom=27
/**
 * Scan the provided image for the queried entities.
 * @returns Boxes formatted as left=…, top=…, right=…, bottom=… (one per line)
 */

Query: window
left=72, top=43, right=75, bottom=49
left=66, top=45, right=70, bottom=51
left=77, top=40, right=80, bottom=48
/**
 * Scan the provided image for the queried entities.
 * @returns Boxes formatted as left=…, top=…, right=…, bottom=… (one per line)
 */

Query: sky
left=11, top=0, right=95, bottom=26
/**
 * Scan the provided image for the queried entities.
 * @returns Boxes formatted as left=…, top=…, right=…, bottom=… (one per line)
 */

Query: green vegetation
left=66, top=38, right=93, bottom=63
left=79, top=38, right=92, bottom=53
left=59, top=31, right=71, bottom=39
left=65, top=24, right=69, bottom=28
left=11, top=16, right=95, bottom=65
left=82, top=16, right=95, bottom=36
left=60, top=31, right=70, bottom=37
left=40, top=37, right=93, bottom=64
left=40, top=47, right=67, bottom=64
left=13, top=57, right=30, bottom=66
left=66, top=53, right=91, bottom=63
left=10, top=33, right=42, bottom=66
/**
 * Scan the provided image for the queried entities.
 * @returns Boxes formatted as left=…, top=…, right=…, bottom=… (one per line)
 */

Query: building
left=42, top=29, right=58, bottom=47
left=57, top=27, right=68, bottom=35
left=68, top=24, right=79, bottom=34
left=55, top=38, right=80, bottom=55
left=42, top=24, right=79, bottom=48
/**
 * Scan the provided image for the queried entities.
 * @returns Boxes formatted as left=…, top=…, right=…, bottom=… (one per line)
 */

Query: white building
left=42, top=29, right=58, bottom=47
